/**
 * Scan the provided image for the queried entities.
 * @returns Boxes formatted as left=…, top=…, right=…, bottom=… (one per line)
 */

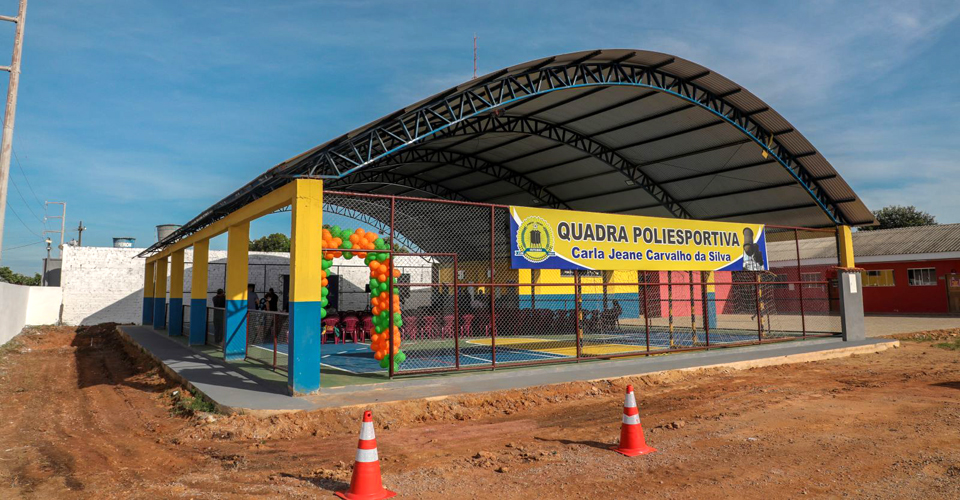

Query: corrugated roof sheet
left=768, top=224, right=960, bottom=262
left=142, top=49, right=877, bottom=257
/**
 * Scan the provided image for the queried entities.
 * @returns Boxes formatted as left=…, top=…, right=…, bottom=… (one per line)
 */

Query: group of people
left=209, top=285, right=280, bottom=344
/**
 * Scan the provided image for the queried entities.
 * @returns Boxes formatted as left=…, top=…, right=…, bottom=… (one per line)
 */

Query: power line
left=4, top=239, right=40, bottom=250
left=13, top=148, right=43, bottom=210
left=5, top=199, right=41, bottom=239
left=8, top=172, right=42, bottom=223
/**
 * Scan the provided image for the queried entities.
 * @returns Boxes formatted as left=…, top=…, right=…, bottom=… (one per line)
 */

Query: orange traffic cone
left=335, top=410, right=397, bottom=500
left=611, top=384, right=656, bottom=457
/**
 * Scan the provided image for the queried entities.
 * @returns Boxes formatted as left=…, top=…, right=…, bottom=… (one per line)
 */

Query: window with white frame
left=862, top=269, right=895, bottom=287
left=908, top=268, right=937, bottom=286
left=801, top=272, right=824, bottom=290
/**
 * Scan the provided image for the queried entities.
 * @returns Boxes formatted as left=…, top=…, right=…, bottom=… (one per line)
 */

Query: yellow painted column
left=838, top=225, right=855, bottom=268
left=142, top=260, right=155, bottom=325
left=288, top=178, right=323, bottom=394
left=152, top=256, right=168, bottom=329
left=224, top=221, right=250, bottom=360
left=189, top=240, right=210, bottom=344
left=168, top=249, right=185, bottom=336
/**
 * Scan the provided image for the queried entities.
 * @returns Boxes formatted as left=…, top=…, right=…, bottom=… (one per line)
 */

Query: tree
left=0, top=266, right=41, bottom=285
left=249, top=233, right=291, bottom=252
left=859, top=205, right=937, bottom=231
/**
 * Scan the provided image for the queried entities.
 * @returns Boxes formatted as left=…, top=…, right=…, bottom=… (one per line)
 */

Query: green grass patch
left=168, top=389, right=218, bottom=416
left=933, top=338, right=960, bottom=351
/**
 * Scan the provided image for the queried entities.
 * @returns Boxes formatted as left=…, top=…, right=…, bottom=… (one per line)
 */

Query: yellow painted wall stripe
left=226, top=221, right=249, bottom=302
left=838, top=225, right=855, bottom=268
left=190, top=239, right=209, bottom=302
left=143, top=260, right=155, bottom=298
left=153, top=257, right=168, bottom=300
left=290, top=179, right=323, bottom=303
left=170, top=249, right=185, bottom=299
left=147, top=182, right=296, bottom=263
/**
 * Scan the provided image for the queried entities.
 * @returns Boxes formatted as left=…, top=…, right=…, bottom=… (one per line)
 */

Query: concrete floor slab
left=119, top=325, right=897, bottom=415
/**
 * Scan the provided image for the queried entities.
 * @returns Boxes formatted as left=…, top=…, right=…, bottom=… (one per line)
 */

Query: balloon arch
left=321, top=226, right=406, bottom=370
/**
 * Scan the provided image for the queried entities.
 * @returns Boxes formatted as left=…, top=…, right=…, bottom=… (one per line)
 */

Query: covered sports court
left=138, top=50, right=875, bottom=394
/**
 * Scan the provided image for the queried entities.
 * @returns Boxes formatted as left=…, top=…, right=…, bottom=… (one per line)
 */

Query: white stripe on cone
left=356, top=447, right=379, bottom=463
left=622, top=414, right=641, bottom=425
left=359, top=421, right=376, bottom=440
left=623, top=391, right=637, bottom=408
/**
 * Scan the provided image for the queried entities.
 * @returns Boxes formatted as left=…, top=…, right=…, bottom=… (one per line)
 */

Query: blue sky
left=1, top=0, right=959, bottom=273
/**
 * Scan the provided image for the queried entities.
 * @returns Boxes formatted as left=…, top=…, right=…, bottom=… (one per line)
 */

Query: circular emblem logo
left=515, top=216, right=555, bottom=263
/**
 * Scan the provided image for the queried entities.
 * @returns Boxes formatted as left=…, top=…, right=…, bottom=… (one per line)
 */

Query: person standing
left=264, top=288, right=279, bottom=312
left=212, top=289, right=226, bottom=345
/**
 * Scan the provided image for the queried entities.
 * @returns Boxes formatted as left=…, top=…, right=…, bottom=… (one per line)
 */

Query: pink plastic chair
left=460, top=314, right=474, bottom=338
left=322, top=317, right=341, bottom=344
left=361, top=316, right=374, bottom=343
left=342, top=315, right=360, bottom=343
left=403, top=315, right=419, bottom=342
left=422, top=316, right=438, bottom=339
left=442, top=315, right=455, bottom=338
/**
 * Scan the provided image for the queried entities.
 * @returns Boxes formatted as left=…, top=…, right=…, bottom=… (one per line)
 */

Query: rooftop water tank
left=113, top=237, right=136, bottom=248
left=156, top=224, right=181, bottom=242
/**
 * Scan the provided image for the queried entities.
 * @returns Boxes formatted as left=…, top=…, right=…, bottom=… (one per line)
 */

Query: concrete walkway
left=119, top=325, right=897, bottom=415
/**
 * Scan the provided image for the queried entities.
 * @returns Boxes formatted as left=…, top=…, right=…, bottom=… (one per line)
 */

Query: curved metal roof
left=143, top=49, right=875, bottom=256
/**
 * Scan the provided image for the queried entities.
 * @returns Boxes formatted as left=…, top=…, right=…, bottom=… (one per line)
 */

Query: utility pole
left=0, top=0, right=27, bottom=264
left=44, top=201, right=65, bottom=257
left=76, top=220, right=86, bottom=246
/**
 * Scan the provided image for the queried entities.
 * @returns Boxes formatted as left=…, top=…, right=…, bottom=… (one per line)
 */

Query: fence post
left=388, top=196, right=396, bottom=378
left=795, top=229, right=807, bottom=338
left=701, top=271, right=710, bottom=347
left=574, top=270, right=582, bottom=361
left=489, top=206, right=497, bottom=369
left=453, top=255, right=460, bottom=370
left=755, top=276, right=763, bottom=342
left=639, top=271, right=650, bottom=353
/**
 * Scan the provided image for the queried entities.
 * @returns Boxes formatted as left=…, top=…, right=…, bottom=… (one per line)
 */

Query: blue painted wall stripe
left=168, top=298, right=183, bottom=336
left=288, top=300, right=322, bottom=395
left=152, top=299, right=167, bottom=330
left=142, top=297, right=154, bottom=325
left=224, top=299, right=247, bottom=361
left=189, top=298, right=208, bottom=345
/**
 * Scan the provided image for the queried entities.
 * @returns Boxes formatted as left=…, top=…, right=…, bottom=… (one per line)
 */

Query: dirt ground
left=0, top=325, right=958, bottom=499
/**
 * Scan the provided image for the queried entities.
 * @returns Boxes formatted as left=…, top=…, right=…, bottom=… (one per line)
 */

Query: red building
left=770, top=224, right=960, bottom=315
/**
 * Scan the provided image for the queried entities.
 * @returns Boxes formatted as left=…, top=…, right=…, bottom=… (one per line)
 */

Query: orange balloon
left=370, top=260, right=380, bottom=270
left=374, top=351, right=384, bottom=361
left=349, top=234, right=359, bottom=244
left=393, top=268, right=401, bottom=278
left=378, top=273, right=387, bottom=282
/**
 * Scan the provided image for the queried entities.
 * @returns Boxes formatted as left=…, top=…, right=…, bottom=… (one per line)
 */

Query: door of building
left=947, top=273, right=960, bottom=313
left=828, top=278, right=840, bottom=313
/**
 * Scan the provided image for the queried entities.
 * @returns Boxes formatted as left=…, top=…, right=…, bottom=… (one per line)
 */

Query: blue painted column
left=152, top=256, right=168, bottom=329
left=705, top=271, right=717, bottom=328
left=224, top=221, right=249, bottom=361
left=189, top=239, right=210, bottom=345
left=142, top=260, right=155, bottom=325
left=288, top=179, right=323, bottom=395
left=168, top=249, right=185, bottom=336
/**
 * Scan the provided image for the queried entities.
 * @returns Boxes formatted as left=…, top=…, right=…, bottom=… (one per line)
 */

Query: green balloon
left=379, top=357, right=389, bottom=368
left=320, top=308, right=327, bottom=318
left=321, top=288, right=328, bottom=297
left=396, top=351, right=406, bottom=363
left=321, top=298, right=328, bottom=307
left=343, top=252, right=353, bottom=260
left=342, top=241, right=353, bottom=249
left=379, top=310, right=389, bottom=319
left=321, top=260, right=331, bottom=270
left=375, top=324, right=385, bottom=334
left=394, top=317, right=403, bottom=328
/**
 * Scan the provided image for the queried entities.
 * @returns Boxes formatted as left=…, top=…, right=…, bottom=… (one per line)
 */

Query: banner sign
left=510, top=206, right=768, bottom=271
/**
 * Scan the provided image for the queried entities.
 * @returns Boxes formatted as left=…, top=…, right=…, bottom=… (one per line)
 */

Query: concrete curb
left=586, top=339, right=900, bottom=384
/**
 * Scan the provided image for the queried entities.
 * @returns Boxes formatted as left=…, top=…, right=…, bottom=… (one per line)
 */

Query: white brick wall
left=59, top=246, right=434, bottom=326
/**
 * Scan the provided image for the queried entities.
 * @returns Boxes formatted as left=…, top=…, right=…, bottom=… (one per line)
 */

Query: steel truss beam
left=362, top=147, right=571, bottom=209
left=325, top=169, right=467, bottom=201
left=293, top=59, right=844, bottom=224
left=368, top=114, right=690, bottom=217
